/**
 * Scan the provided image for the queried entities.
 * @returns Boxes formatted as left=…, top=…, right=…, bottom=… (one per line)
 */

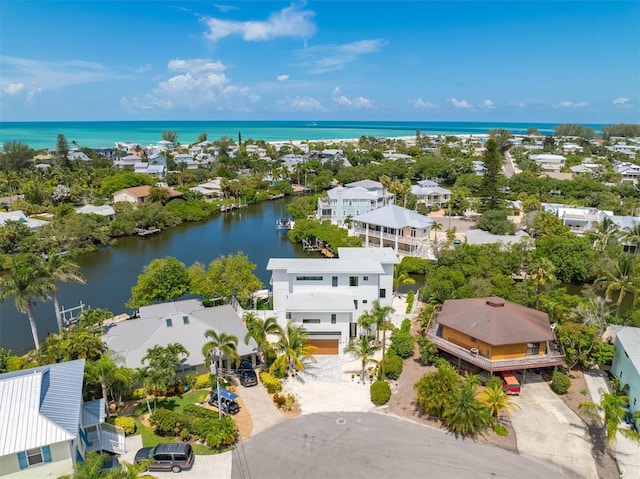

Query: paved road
left=509, top=377, right=598, bottom=479
left=503, top=150, right=519, bottom=177
left=231, top=411, right=564, bottom=479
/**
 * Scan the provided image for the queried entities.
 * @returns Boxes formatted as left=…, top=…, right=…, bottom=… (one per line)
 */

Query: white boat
left=276, top=218, right=293, bottom=231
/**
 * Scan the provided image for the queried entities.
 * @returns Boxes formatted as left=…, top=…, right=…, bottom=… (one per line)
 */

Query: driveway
left=236, top=381, right=284, bottom=436
left=231, top=412, right=564, bottom=479
left=509, top=377, right=598, bottom=478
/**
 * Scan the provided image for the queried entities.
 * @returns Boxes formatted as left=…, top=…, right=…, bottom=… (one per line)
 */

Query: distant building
left=0, top=211, right=47, bottom=229
left=75, top=204, right=115, bottom=219
left=410, top=179, right=451, bottom=209
left=112, top=185, right=182, bottom=205
left=529, top=153, right=566, bottom=172
left=317, top=180, right=393, bottom=226
left=466, top=229, right=531, bottom=247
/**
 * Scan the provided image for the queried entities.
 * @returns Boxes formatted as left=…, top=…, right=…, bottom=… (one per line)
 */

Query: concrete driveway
left=236, top=381, right=284, bottom=435
left=509, top=377, right=598, bottom=479
left=231, top=412, right=564, bottom=479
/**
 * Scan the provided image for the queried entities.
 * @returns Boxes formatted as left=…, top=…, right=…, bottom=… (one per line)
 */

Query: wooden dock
left=267, top=193, right=285, bottom=200
left=302, top=237, right=335, bottom=257
left=220, top=203, right=247, bottom=212
left=134, top=227, right=161, bottom=236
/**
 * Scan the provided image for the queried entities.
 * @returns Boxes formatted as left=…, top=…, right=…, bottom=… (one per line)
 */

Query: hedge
left=370, top=380, right=391, bottom=406
left=383, top=354, right=403, bottom=380
left=113, top=416, right=136, bottom=436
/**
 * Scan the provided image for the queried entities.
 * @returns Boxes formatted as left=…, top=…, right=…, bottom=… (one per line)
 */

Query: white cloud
left=507, top=100, right=527, bottom=108
left=483, top=99, right=495, bottom=109
left=613, top=97, right=629, bottom=105
left=278, top=96, right=325, bottom=112
left=122, top=58, right=255, bottom=113
left=296, top=39, right=387, bottom=74
left=412, top=98, right=436, bottom=110
left=353, top=97, right=373, bottom=108
left=136, top=64, right=152, bottom=73
left=449, top=97, right=471, bottom=109
left=26, top=88, right=42, bottom=103
left=213, top=3, right=239, bottom=12
left=277, top=74, right=289, bottom=81
left=168, top=58, right=226, bottom=73
left=331, top=87, right=373, bottom=109
left=203, top=4, right=316, bottom=42
left=3, top=83, right=24, bottom=95
left=553, top=100, right=589, bottom=108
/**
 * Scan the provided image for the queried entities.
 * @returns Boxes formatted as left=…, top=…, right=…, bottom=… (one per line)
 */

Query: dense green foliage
left=388, top=319, right=414, bottom=359
left=287, top=218, right=363, bottom=251
left=127, top=257, right=191, bottom=308
left=479, top=139, right=504, bottom=211
left=476, top=210, right=517, bottom=235
left=601, top=123, right=640, bottom=139
left=259, top=371, right=283, bottom=393
left=370, top=380, right=392, bottom=405
left=550, top=370, right=571, bottom=395
left=382, top=353, right=403, bottom=380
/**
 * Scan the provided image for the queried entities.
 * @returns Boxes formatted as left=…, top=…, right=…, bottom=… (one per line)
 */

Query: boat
left=276, top=217, right=294, bottom=231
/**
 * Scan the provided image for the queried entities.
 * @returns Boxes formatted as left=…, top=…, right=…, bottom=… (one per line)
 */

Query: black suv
left=208, top=390, right=240, bottom=415
left=237, top=360, right=258, bottom=387
left=134, top=443, right=194, bottom=473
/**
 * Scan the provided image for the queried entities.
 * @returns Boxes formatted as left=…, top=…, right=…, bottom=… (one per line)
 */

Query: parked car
left=453, top=239, right=462, bottom=245
left=499, top=370, right=521, bottom=395
left=237, top=360, right=258, bottom=387
left=134, top=443, right=194, bottom=473
left=209, top=390, right=240, bottom=415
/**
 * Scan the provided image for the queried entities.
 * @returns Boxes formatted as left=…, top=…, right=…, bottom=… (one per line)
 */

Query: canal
left=0, top=198, right=307, bottom=354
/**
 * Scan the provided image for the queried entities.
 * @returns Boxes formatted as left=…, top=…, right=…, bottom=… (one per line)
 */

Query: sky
left=1, top=1, right=639, bottom=123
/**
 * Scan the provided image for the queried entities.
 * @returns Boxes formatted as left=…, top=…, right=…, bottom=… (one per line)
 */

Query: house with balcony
left=427, top=297, right=564, bottom=374
left=350, top=204, right=434, bottom=257
left=112, top=185, right=182, bottom=205
left=614, top=161, right=640, bottom=184
left=609, top=326, right=640, bottom=430
left=266, top=247, right=398, bottom=354
left=317, top=179, right=394, bottom=225
left=529, top=153, right=566, bottom=172
left=0, top=359, right=125, bottom=479
left=410, top=180, right=452, bottom=209
left=542, top=203, right=613, bottom=236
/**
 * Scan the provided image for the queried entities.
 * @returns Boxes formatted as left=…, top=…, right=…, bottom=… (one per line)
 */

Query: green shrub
left=405, top=290, right=415, bottom=313
left=485, top=375, right=502, bottom=390
left=180, top=428, right=191, bottom=442
left=370, top=380, right=391, bottom=406
left=149, top=409, right=180, bottom=436
left=204, top=416, right=238, bottom=450
left=114, top=416, right=136, bottom=436
left=195, top=373, right=213, bottom=389
left=551, top=370, right=571, bottom=395
left=389, top=329, right=414, bottom=359
left=383, top=354, right=404, bottom=380
left=416, top=336, right=439, bottom=365
left=260, top=371, right=283, bottom=393
left=272, top=392, right=286, bottom=408
left=182, top=404, right=218, bottom=419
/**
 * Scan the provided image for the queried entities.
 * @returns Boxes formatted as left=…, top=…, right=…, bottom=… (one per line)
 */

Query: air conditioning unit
left=470, top=348, right=479, bottom=355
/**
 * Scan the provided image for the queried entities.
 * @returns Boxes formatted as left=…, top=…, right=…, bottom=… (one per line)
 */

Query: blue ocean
left=0, top=120, right=606, bottom=151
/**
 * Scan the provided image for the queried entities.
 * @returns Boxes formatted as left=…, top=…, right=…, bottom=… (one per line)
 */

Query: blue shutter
left=42, top=446, right=52, bottom=463
left=17, top=451, right=28, bottom=469
left=79, top=428, right=89, bottom=446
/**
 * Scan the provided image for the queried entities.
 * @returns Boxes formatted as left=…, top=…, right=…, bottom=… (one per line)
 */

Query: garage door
left=307, top=339, right=339, bottom=355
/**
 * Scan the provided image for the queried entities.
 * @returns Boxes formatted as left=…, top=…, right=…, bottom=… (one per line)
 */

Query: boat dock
left=220, top=203, right=247, bottom=212
left=302, top=237, right=335, bottom=257
left=134, top=227, right=161, bottom=236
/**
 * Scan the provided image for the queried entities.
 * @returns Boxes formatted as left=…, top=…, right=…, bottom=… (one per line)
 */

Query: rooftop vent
left=486, top=299, right=505, bottom=308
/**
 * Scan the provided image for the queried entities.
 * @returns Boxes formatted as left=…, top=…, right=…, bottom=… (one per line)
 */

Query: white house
left=542, top=203, right=613, bottom=236
left=0, top=211, right=47, bottom=229
left=614, top=161, right=640, bottom=184
left=75, top=204, right=115, bottom=219
left=317, top=179, right=394, bottom=225
left=266, top=247, right=399, bottom=354
left=410, top=179, right=452, bottom=209
left=0, top=359, right=125, bottom=479
left=350, top=204, right=434, bottom=257
left=529, top=153, right=566, bottom=172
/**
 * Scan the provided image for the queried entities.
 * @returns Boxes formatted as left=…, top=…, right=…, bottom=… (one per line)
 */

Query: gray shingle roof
left=0, top=359, right=85, bottom=455
left=438, top=297, right=554, bottom=346
left=102, top=300, right=256, bottom=369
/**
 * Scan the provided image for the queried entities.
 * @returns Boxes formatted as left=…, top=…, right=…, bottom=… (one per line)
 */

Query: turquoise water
left=0, top=120, right=607, bottom=150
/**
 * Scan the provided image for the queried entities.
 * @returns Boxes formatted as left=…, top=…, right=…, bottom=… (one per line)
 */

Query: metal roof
left=352, top=204, right=434, bottom=229
left=614, top=326, right=640, bottom=372
left=0, top=359, right=85, bottom=456
left=82, top=399, right=106, bottom=427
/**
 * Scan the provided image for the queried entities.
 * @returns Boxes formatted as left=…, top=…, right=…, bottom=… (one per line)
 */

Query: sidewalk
left=583, top=369, right=640, bottom=478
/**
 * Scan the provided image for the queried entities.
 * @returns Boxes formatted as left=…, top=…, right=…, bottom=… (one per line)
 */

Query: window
left=296, top=276, right=323, bottom=281
left=349, top=276, right=358, bottom=287
left=332, top=276, right=338, bottom=287
left=286, top=312, right=292, bottom=319
left=379, top=289, right=386, bottom=298
left=18, top=447, right=52, bottom=469
left=165, top=318, right=173, bottom=327
left=182, top=315, right=189, bottom=324
left=353, top=300, right=358, bottom=309
left=331, top=314, right=336, bottom=324
left=363, top=276, right=368, bottom=281
left=363, top=300, right=368, bottom=304
left=349, top=323, right=358, bottom=338
left=303, top=319, right=321, bottom=324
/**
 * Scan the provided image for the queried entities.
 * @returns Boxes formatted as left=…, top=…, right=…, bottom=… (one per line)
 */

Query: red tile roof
left=438, top=296, right=554, bottom=346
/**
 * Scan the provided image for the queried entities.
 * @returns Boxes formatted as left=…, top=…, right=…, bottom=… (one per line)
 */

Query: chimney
left=486, top=298, right=505, bottom=308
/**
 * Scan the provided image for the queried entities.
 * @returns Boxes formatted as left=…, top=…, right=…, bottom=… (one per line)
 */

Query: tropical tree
left=60, top=450, right=147, bottom=479
left=595, top=253, right=640, bottom=316
left=85, top=352, right=122, bottom=419
left=126, top=256, right=190, bottom=308
left=371, top=300, right=394, bottom=376
left=243, top=314, right=282, bottom=363
left=572, top=296, right=611, bottom=335
left=0, top=253, right=53, bottom=351
left=579, top=389, right=640, bottom=445
left=140, top=343, right=189, bottom=410
left=357, top=310, right=376, bottom=336
left=623, top=221, right=640, bottom=254
left=202, top=330, right=240, bottom=374
left=527, top=257, right=556, bottom=310
left=589, top=217, right=619, bottom=252
left=477, top=383, right=519, bottom=418
left=442, top=381, right=492, bottom=439
left=431, top=222, right=443, bottom=243
left=393, top=264, right=416, bottom=296
left=42, top=250, right=86, bottom=332
left=479, top=138, right=504, bottom=211
left=415, top=363, right=462, bottom=417
left=270, top=321, right=317, bottom=377
left=344, top=335, right=380, bottom=383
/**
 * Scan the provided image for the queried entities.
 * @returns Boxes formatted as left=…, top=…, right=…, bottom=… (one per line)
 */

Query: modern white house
left=614, top=161, right=640, bottom=184
left=542, top=203, right=613, bottom=236
left=102, top=299, right=258, bottom=371
left=610, top=326, right=640, bottom=431
left=0, top=359, right=125, bottom=479
left=410, top=179, right=452, bottom=209
left=317, top=179, right=394, bottom=225
left=350, top=204, right=434, bottom=258
left=266, top=247, right=399, bottom=354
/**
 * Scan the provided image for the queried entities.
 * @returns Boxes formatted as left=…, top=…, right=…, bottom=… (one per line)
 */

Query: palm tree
left=42, top=250, right=86, bottom=332
left=415, top=363, right=461, bottom=417
left=270, top=321, right=317, bottom=377
left=527, top=258, right=556, bottom=310
left=442, top=382, right=492, bottom=439
left=579, top=389, right=640, bottom=445
left=344, top=335, right=380, bottom=383
left=595, top=253, right=640, bottom=316
left=572, top=296, right=611, bottom=335
left=202, top=330, right=239, bottom=374
left=85, top=352, right=121, bottom=419
left=371, top=300, right=394, bottom=377
left=357, top=310, right=376, bottom=336
left=431, top=222, right=443, bottom=243
left=623, top=221, right=640, bottom=254
left=244, top=314, right=283, bottom=363
left=589, top=217, right=619, bottom=252
left=393, top=264, right=416, bottom=296
left=477, top=383, right=519, bottom=418
left=0, top=253, right=53, bottom=351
